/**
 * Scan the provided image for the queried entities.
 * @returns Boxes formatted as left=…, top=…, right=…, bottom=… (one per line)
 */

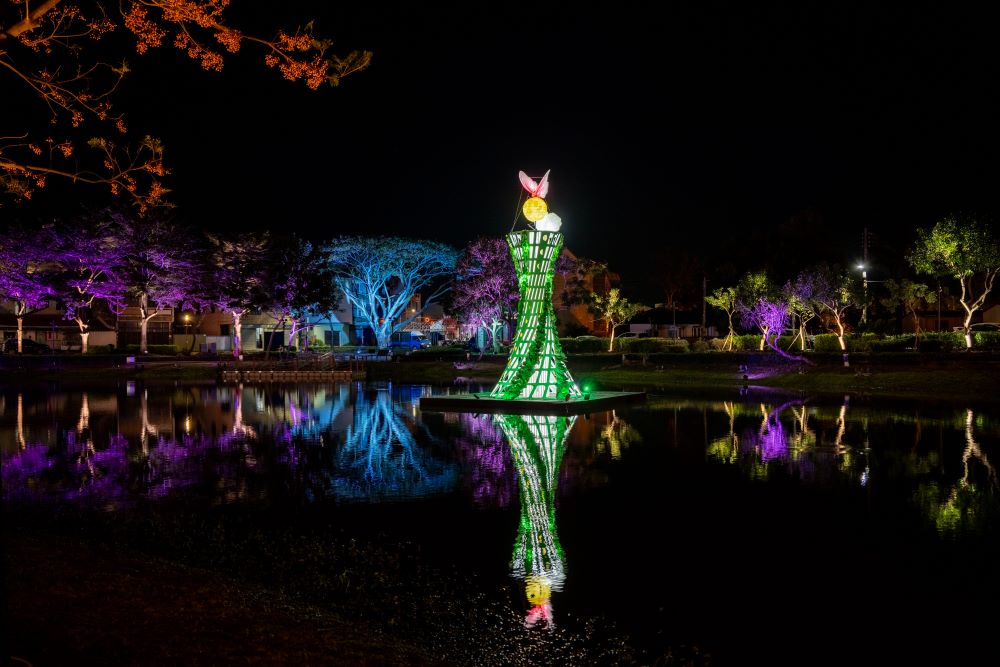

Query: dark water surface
left=3, top=381, right=1000, bottom=665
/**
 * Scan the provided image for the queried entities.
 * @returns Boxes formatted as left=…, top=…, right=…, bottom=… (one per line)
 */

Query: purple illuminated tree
left=783, top=272, right=820, bottom=352
left=266, top=235, right=342, bottom=355
left=451, top=237, right=519, bottom=356
left=111, top=211, right=197, bottom=353
left=328, top=237, right=459, bottom=349
left=807, top=263, right=859, bottom=352
left=49, top=217, right=129, bottom=353
left=205, top=231, right=271, bottom=358
left=0, top=225, right=55, bottom=353
left=740, top=298, right=807, bottom=361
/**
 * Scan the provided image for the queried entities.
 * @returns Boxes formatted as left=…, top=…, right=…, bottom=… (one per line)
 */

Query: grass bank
left=3, top=351, right=998, bottom=405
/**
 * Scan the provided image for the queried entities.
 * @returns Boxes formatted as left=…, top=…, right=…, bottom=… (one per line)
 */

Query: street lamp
left=183, top=312, right=191, bottom=335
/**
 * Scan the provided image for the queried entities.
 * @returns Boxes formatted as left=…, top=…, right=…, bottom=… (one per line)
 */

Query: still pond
left=3, top=381, right=1000, bottom=665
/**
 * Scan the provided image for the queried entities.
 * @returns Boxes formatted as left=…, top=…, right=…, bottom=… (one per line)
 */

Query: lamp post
left=857, top=264, right=868, bottom=325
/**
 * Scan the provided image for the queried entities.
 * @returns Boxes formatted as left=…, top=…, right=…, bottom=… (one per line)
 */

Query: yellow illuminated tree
left=590, top=288, right=644, bottom=352
left=1, top=0, right=371, bottom=211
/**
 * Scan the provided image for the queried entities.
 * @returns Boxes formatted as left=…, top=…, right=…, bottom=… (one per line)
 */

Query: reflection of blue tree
left=330, top=387, right=457, bottom=501
left=495, top=413, right=576, bottom=628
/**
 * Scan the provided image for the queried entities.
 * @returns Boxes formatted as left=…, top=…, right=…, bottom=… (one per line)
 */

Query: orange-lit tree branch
left=1, top=0, right=370, bottom=209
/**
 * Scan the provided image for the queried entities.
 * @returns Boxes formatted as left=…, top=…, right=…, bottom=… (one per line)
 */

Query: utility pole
left=701, top=274, right=707, bottom=335
left=859, top=227, right=870, bottom=325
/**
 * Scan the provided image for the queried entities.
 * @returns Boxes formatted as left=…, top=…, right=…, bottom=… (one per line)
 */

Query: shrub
left=973, top=332, right=1000, bottom=350
left=691, top=339, right=709, bottom=353
left=731, top=334, right=763, bottom=351
left=708, top=338, right=729, bottom=351
left=869, top=335, right=916, bottom=353
left=123, top=344, right=179, bottom=355
left=918, top=331, right=965, bottom=352
left=561, top=337, right=608, bottom=353
left=813, top=334, right=844, bottom=353
left=619, top=337, right=689, bottom=354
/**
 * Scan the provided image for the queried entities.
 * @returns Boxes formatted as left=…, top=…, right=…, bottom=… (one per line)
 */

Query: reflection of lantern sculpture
left=491, top=170, right=581, bottom=400
left=495, top=412, right=576, bottom=627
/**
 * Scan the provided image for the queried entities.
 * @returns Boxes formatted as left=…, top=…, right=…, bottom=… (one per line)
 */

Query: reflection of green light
left=490, top=231, right=581, bottom=400
left=495, top=413, right=575, bottom=593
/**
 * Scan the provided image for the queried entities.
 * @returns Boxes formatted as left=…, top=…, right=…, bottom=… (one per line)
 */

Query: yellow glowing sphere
left=522, top=196, right=548, bottom=222
left=524, top=576, right=552, bottom=605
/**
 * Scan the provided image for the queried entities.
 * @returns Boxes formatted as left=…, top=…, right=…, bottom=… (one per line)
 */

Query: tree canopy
left=328, top=236, right=459, bottom=349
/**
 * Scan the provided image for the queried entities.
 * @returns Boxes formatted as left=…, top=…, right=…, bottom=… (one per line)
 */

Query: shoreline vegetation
left=1, top=349, right=998, bottom=405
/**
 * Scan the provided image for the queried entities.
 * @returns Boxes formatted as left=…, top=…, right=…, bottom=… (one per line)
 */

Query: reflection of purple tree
left=451, top=413, right=515, bottom=508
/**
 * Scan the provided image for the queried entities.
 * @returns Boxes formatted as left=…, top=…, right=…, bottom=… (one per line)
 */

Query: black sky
left=5, top=2, right=999, bottom=300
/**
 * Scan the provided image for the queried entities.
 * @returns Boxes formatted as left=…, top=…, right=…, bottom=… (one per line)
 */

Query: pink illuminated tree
left=451, top=237, right=518, bottom=356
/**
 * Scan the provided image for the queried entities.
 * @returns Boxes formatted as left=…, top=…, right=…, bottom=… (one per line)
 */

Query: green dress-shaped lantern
left=490, top=170, right=582, bottom=401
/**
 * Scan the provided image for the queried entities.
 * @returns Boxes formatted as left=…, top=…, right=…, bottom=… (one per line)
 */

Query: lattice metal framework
left=490, top=231, right=582, bottom=400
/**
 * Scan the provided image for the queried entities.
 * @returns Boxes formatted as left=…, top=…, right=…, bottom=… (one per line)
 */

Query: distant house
left=182, top=294, right=354, bottom=353
left=1, top=300, right=115, bottom=351
left=552, top=247, right=619, bottom=335
left=627, top=306, right=717, bottom=339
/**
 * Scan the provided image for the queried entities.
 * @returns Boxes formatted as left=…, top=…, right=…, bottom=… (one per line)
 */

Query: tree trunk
left=607, top=325, right=616, bottom=352
left=80, top=331, right=90, bottom=354
left=16, top=315, right=23, bottom=353
left=232, top=311, right=242, bottom=358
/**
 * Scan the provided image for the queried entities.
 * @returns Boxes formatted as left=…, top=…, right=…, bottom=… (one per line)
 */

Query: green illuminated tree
left=705, top=286, right=738, bottom=350
left=735, top=271, right=775, bottom=351
left=908, top=215, right=1000, bottom=349
left=590, top=288, right=644, bottom=352
left=880, top=278, right=936, bottom=343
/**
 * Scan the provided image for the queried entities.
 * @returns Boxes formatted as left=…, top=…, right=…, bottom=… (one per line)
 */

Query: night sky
left=6, top=3, right=999, bottom=300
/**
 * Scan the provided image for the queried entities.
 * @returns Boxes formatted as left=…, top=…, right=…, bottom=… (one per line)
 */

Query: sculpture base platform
left=419, top=390, right=646, bottom=416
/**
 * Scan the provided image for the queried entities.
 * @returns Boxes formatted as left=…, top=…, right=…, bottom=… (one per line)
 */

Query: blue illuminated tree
left=328, top=237, right=459, bottom=349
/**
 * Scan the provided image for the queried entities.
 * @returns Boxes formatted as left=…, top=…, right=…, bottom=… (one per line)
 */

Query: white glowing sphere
left=534, top=212, right=562, bottom=231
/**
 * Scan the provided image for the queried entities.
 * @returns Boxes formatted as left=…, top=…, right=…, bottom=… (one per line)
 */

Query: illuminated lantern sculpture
left=490, top=170, right=581, bottom=400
